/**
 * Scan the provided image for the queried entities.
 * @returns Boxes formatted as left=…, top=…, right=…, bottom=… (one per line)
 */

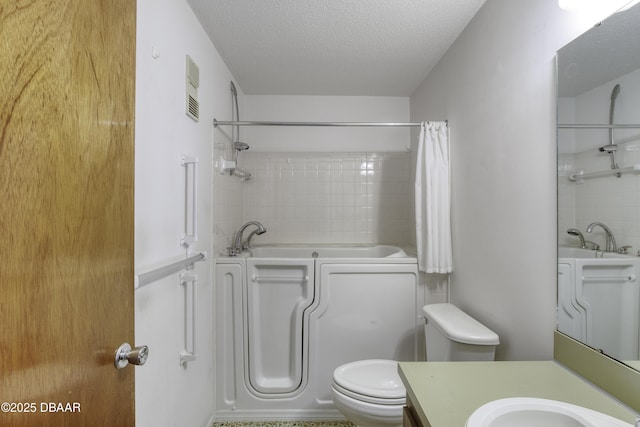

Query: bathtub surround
left=212, top=96, right=412, bottom=256
left=240, top=152, right=412, bottom=245
left=415, top=121, right=453, bottom=273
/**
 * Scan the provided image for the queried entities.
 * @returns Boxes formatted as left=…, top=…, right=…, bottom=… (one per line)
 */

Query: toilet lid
left=332, top=359, right=406, bottom=400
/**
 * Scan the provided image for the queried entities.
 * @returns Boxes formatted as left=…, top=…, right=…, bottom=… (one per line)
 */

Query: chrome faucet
left=228, top=221, right=266, bottom=256
left=567, top=228, right=586, bottom=248
left=242, top=229, right=263, bottom=250
left=585, top=222, right=617, bottom=252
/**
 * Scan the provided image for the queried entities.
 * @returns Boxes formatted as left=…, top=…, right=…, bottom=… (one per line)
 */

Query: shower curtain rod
left=213, top=119, right=424, bottom=128
left=558, top=123, right=640, bottom=129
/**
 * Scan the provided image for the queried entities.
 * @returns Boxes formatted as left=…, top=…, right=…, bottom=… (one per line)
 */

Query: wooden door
left=0, top=1, right=136, bottom=426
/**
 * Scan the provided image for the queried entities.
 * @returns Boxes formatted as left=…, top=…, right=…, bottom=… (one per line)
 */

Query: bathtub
left=558, top=246, right=640, bottom=361
left=215, top=245, right=421, bottom=420
left=249, top=244, right=410, bottom=258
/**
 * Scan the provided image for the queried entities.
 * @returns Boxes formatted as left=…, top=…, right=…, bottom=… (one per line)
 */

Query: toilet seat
left=332, top=359, right=406, bottom=404
left=332, top=381, right=405, bottom=405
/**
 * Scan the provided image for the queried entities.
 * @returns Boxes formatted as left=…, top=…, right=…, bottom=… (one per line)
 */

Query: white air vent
left=186, top=55, right=200, bottom=122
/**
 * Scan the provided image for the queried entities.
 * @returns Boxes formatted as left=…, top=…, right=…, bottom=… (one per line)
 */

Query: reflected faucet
left=585, top=222, right=617, bottom=252
left=228, top=221, right=266, bottom=256
left=567, top=228, right=586, bottom=248
left=242, top=229, right=263, bottom=250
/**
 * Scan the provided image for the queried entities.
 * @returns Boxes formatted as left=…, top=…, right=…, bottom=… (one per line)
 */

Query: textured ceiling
left=187, top=0, right=486, bottom=96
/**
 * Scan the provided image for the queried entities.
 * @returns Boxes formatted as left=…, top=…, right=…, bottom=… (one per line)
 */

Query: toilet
left=331, top=303, right=500, bottom=427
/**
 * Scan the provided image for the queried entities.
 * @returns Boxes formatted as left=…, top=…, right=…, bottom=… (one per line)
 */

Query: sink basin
left=465, top=398, right=633, bottom=427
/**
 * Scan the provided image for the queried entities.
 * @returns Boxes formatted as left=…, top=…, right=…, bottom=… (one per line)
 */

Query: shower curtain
left=415, top=121, right=452, bottom=274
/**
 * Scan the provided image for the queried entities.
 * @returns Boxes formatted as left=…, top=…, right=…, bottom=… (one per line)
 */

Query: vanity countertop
left=398, top=361, right=637, bottom=427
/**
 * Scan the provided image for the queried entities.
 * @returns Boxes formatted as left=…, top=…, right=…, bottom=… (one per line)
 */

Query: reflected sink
left=465, top=398, right=633, bottom=427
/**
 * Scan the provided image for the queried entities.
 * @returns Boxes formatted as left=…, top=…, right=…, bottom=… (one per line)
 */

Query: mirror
left=557, top=2, right=640, bottom=370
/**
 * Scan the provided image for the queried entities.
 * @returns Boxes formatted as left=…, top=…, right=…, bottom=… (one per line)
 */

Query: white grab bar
left=581, top=275, right=636, bottom=282
left=181, top=155, right=199, bottom=247
left=136, top=252, right=206, bottom=289
left=180, top=271, right=197, bottom=366
left=252, top=276, right=309, bottom=283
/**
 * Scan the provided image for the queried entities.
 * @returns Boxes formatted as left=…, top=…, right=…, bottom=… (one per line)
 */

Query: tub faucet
left=228, top=221, right=266, bottom=256
left=585, top=222, right=617, bottom=252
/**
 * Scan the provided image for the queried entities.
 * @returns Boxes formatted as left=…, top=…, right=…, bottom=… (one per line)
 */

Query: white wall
left=135, top=0, right=237, bottom=425
left=410, top=0, right=597, bottom=360
left=244, top=95, right=411, bottom=152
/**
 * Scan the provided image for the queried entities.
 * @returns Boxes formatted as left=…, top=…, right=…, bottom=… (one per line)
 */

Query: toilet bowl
left=331, top=359, right=405, bottom=427
left=331, top=303, right=500, bottom=427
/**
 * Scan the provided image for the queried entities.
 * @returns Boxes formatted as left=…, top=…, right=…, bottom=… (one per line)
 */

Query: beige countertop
left=398, top=361, right=638, bottom=427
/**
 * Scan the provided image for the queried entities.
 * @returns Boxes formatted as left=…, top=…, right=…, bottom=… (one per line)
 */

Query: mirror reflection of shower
left=230, top=81, right=253, bottom=181
left=599, top=84, right=621, bottom=177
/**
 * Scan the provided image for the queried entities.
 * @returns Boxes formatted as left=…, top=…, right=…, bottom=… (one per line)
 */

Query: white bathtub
left=249, top=244, right=410, bottom=258
left=215, top=245, right=421, bottom=420
left=558, top=246, right=640, bottom=361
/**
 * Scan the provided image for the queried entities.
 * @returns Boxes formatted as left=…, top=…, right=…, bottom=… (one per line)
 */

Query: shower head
left=599, top=144, right=617, bottom=153
left=234, top=141, right=250, bottom=151
left=230, top=81, right=238, bottom=97
left=232, top=141, right=250, bottom=163
left=567, top=228, right=586, bottom=248
left=611, top=84, right=620, bottom=100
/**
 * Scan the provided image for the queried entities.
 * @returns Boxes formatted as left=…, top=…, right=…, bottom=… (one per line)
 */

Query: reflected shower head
left=234, top=141, right=250, bottom=151
left=611, top=84, right=620, bottom=100
left=567, top=228, right=581, bottom=236
left=599, top=144, right=617, bottom=153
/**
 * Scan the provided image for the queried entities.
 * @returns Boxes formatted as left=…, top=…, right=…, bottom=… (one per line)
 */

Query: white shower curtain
left=415, top=121, right=452, bottom=274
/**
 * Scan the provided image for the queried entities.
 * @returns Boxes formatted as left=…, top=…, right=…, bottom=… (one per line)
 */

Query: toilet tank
left=422, top=303, right=499, bottom=361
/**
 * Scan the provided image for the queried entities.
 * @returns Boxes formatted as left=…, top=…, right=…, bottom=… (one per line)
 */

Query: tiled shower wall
left=559, top=143, right=640, bottom=252
left=213, top=151, right=412, bottom=252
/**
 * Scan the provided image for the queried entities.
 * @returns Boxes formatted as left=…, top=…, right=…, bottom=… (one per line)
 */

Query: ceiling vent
left=185, top=55, right=199, bottom=122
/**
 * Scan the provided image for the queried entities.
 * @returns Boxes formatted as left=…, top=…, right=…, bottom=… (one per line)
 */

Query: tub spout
left=228, top=221, right=266, bottom=256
